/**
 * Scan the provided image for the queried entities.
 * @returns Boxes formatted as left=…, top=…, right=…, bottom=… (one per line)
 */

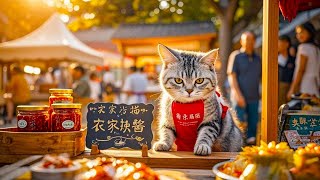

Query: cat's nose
left=186, top=89, right=193, bottom=94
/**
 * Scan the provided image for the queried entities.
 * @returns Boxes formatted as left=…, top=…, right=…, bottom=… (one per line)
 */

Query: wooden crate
left=0, top=128, right=86, bottom=164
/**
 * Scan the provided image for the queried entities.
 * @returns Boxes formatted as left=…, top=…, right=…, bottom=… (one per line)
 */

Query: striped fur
left=153, top=44, right=243, bottom=155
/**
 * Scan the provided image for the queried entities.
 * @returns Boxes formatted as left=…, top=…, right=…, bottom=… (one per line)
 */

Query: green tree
left=52, top=0, right=216, bottom=31
left=207, top=0, right=263, bottom=93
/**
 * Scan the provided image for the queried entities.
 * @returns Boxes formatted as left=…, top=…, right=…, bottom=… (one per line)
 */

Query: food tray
left=212, top=160, right=239, bottom=180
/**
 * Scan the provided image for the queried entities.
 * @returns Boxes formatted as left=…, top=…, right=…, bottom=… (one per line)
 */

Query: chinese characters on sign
left=287, top=114, right=320, bottom=146
left=86, top=103, right=154, bottom=150
left=289, top=115, right=320, bottom=133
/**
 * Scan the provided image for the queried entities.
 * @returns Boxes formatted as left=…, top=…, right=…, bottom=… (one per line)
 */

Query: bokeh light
left=74, top=5, right=80, bottom=11
left=83, top=13, right=95, bottom=19
left=170, top=7, right=176, bottom=12
left=177, top=9, right=183, bottom=14
left=178, top=1, right=184, bottom=7
left=159, top=1, right=170, bottom=10
left=60, top=14, right=70, bottom=22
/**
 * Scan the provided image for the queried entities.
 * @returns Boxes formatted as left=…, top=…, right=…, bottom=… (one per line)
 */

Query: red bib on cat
left=172, top=100, right=205, bottom=151
left=172, top=92, right=229, bottom=151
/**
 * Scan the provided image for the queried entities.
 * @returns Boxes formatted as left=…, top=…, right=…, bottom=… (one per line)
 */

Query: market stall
left=0, top=13, right=104, bottom=66
left=0, top=13, right=105, bottom=103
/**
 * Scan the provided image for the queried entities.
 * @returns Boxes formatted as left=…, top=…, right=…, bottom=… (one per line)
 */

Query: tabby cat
left=153, top=44, right=243, bottom=156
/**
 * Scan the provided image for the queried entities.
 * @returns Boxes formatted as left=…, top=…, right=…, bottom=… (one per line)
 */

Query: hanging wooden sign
left=86, top=103, right=154, bottom=150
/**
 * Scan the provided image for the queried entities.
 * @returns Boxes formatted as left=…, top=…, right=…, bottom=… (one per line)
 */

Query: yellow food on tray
left=218, top=157, right=248, bottom=178
left=218, top=141, right=293, bottom=178
left=291, top=143, right=320, bottom=180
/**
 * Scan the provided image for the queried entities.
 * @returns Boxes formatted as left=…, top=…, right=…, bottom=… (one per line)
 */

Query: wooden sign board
left=278, top=105, right=320, bottom=148
left=284, top=130, right=305, bottom=149
left=86, top=103, right=154, bottom=150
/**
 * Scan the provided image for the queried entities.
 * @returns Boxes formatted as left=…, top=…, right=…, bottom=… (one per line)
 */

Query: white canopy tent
left=0, top=14, right=104, bottom=66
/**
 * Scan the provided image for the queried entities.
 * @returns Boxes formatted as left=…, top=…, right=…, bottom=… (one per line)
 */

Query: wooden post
left=261, top=0, right=279, bottom=142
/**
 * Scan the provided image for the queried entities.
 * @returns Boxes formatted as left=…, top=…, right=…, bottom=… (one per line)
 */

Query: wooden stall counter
left=78, top=149, right=238, bottom=170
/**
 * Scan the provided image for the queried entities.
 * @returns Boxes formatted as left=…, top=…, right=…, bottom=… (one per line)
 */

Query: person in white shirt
left=288, top=22, right=320, bottom=99
left=89, top=72, right=102, bottom=102
left=103, top=67, right=115, bottom=85
left=123, top=66, right=148, bottom=104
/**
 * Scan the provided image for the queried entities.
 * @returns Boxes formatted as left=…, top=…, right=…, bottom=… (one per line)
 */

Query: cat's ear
left=200, top=48, right=219, bottom=66
left=158, top=44, right=178, bottom=66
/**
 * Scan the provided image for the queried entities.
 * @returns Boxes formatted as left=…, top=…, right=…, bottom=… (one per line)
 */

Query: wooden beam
left=112, top=33, right=216, bottom=46
left=261, top=0, right=279, bottom=142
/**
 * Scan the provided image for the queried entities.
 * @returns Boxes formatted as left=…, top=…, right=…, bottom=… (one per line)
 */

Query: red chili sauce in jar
left=51, top=103, right=82, bottom=132
left=17, top=105, right=50, bottom=132
left=48, top=88, right=73, bottom=114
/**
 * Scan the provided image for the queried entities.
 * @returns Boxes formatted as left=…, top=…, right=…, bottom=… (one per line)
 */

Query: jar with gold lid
left=49, top=88, right=73, bottom=105
left=49, top=88, right=73, bottom=118
left=51, top=103, right=81, bottom=132
left=17, top=105, right=50, bottom=132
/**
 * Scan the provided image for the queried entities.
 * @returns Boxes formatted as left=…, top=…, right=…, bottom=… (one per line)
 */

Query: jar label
left=18, top=120, right=27, bottom=128
left=62, top=120, right=74, bottom=129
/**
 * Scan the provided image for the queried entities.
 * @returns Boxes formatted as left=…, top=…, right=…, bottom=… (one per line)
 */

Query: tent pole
left=261, top=0, right=279, bottom=142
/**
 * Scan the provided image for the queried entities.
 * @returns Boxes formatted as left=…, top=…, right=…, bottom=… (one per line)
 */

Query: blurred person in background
left=53, top=64, right=72, bottom=89
left=278, top=35, right=295, bottom=106
left=287, top=22, right=320, bottom=99
left=123, top=66, right=148, bottom=104
left=4, top=66, right=31, bottom=124
left=102, top=66, right=115, bottom=96
left=72, top=65, right=91, bottom=98
left=289, top=46, right=297, bottom=59
left=227, top=31, right=261, bottom=145
left=89, top=72, right=102, bottom=102
left=35, top=70, right=53, bottom=85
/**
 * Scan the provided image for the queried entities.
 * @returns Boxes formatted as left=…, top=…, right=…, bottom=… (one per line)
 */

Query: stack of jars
left=17, top=89, right=82, bottom=132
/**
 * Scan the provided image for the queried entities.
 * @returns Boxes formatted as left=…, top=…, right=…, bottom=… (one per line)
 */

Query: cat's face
left=158, top=44, right=219, bottom=103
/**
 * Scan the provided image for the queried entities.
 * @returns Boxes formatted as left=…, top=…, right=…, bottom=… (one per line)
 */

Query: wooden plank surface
left=0, top=155, right=42, bottom=176
left=154, top=168, right=214, bottom=180
left=77, top=150, right=237, bottom=169
left=261, top=0, right=279, bottom=142
left=0, top=155, right=37, bottom=165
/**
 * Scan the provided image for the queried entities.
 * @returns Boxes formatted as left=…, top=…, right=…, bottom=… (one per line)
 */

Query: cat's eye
left=195, top=78, right=204, bottom=84
left=174, top=78, right=183, bottom=84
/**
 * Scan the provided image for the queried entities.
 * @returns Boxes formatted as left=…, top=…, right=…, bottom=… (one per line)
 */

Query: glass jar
left=49, top=88, right=73, bottom=105
left=240, top=156, right=293, bottom=180
left=51, top=103, right=82, bottom=132
left=17, top=105, right=50, bottom=132
left=49, top=89, right=73, bottom=122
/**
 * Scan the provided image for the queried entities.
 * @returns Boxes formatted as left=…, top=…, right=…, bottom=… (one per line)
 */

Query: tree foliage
left=0, top=0, right=54, bottom=41
left=1, top=0, right=262, bottom=44
left=56, top=0, right=217, bottom=31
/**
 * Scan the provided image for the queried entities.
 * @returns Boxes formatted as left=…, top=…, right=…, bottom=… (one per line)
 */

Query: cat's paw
left=153, top=141, right=171, bottom=151
left=194, top=143, right=211, bottom=156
